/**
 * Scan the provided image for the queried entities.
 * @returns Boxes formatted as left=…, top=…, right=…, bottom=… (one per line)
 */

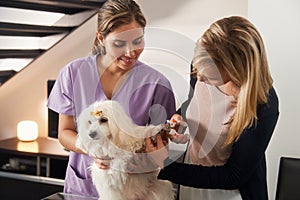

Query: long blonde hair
left=192, top=16, right=273, bottom=144
left=92, top=0, right=146, bottom=55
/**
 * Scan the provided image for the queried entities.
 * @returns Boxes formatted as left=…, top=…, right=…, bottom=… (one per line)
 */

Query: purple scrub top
left=47, top=55, right=176, bottom=197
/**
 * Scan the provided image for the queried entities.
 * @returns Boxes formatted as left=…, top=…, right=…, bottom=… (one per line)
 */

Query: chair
left=275, top=156, right=300, bottom=200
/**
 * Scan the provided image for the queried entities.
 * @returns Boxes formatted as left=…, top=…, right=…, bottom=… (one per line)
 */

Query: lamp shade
left=17, top=120, right=38, bottom=141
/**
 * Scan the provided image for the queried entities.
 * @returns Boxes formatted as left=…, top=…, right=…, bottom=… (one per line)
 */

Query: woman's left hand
left=145, top=134, right=169, bottom=168
left=94, top=156, right=113, bottom=169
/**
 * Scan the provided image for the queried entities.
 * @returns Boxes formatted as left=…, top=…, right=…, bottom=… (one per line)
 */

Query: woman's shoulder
left=258, top=86, right=279, bottom=116
left=65, top=55, right=95, bottom=70
left=135, top=61, right=169, bottom=82
left=266, top=87, right=279, bottom=109
left=59, top=55, right=96, bottom=76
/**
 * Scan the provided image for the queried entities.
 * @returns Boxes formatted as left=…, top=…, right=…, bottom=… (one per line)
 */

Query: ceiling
left=0, top=0, right=106, bottom=85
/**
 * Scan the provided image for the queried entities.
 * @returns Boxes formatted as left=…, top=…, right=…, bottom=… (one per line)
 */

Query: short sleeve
left=47, top=66, right=74, bottom=116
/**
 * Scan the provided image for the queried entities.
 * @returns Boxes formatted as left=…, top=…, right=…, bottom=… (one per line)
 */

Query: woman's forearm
left=58, top=114, right=85, bottom=154
left=58, top=129, right=84, bottom=154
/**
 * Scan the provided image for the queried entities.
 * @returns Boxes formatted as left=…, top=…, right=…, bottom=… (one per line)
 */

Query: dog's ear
left=108, top=101, right=137, bottom=137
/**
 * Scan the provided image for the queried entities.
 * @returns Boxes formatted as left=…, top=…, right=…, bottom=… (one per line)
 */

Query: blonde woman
left=146, top=16, right=279, bottom=200
left=47, top=0, right=176, bottom=198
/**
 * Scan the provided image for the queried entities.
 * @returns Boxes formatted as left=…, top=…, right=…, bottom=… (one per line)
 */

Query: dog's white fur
left=75, top=100, right=176, bottom=200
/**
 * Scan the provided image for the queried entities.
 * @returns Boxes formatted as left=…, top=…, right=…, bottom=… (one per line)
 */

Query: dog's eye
left=88, top=120, right=92, bottom=124
left=100, top=117, right=108, bottom=123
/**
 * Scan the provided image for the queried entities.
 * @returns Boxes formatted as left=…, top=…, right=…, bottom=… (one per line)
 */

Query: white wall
left=0, top=16, right=97, bottom=140
left=137, top=0, right=247, bottom=40
left=248, top=0, right=300, bottom=199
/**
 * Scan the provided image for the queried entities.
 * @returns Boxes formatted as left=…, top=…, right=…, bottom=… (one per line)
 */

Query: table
left=0, top=137, right=69, bottom=177
left=42, top=192, right=98, bottom=200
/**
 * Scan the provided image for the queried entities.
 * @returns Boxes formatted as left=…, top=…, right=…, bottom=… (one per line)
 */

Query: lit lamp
left=17, top=120, right=38, bottom=141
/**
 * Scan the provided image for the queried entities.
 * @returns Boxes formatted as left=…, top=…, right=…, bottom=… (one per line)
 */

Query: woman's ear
left=96, top=32, right=104, bottom=44
left=96, top=32, right=106, bottom=55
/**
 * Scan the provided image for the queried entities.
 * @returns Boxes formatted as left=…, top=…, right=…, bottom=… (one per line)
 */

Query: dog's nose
left=89, top=131, right=98, bottom=139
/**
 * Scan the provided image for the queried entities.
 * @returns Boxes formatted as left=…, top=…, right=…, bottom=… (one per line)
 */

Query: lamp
left=17, top=120, right=38, bottom=141
left=17, top=141, right=39, bottom=152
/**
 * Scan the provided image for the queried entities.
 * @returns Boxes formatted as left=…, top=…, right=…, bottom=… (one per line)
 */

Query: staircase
left=0, top=0, right=106, bottom=86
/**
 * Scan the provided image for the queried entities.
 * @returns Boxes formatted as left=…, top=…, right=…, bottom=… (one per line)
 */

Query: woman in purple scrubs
left=47, top=0, right=176, bottom=198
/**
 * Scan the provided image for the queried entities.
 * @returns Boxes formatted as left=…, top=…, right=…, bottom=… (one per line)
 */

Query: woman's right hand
left=170, top=114, right=184, bottom=128
left=94, top=156, right=113, bottom=170
left=168, top=114, right=189, bottom=144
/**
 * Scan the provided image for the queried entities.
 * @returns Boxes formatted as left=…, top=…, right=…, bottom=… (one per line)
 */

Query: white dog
left=75, top=100, right=181, bottom=200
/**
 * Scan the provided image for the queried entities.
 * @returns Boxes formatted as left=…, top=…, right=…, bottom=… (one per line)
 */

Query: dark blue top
left=158, top=68, right=279, bottom=200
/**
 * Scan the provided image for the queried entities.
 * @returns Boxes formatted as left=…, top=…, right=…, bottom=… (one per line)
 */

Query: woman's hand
left=168, top=114, right=189, bottom=144
left=145, top=133, right=169, bottom=168
left=169, top=132, right=190, bottom=144
left=94, top=156, right=113, bottom=169
left=170, top=114, right=183, bottom=126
